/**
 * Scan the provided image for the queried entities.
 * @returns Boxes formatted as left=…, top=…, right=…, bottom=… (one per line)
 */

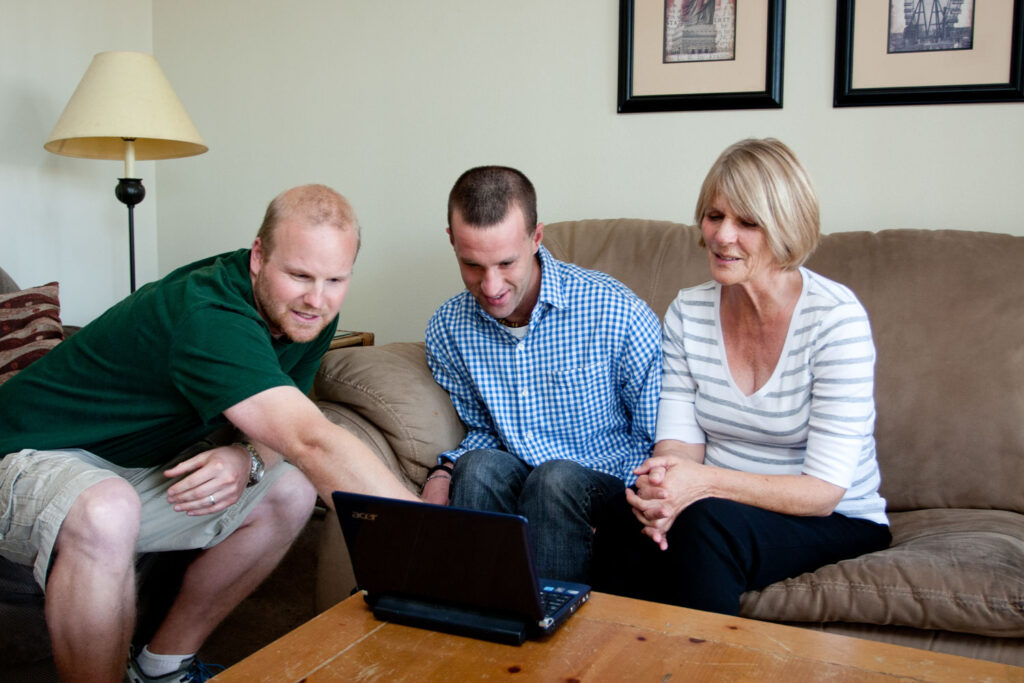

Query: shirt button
left=519, top=389, right=528, bottom=397
left=525, top=430, right=533, bottom=441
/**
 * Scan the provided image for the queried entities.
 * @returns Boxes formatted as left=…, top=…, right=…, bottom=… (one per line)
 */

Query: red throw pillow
left=0, top=282, right=64, bottom=385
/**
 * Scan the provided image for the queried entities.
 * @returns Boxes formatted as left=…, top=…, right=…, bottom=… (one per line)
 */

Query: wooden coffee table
left=212, top=592, right=1019, bottom=681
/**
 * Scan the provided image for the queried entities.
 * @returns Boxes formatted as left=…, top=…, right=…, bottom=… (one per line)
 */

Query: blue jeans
left=450, top=449, right=625, bottom=583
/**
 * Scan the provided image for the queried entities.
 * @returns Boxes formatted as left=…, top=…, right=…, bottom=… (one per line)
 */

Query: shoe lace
left=185, top=659, right=226, bottom=683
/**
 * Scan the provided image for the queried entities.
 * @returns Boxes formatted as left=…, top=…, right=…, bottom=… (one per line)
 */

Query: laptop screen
left=332, top=491, right=546, bottom=621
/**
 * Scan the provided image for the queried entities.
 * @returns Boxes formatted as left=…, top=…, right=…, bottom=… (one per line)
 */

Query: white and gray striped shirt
left=656, top=268, right=888, bottom=525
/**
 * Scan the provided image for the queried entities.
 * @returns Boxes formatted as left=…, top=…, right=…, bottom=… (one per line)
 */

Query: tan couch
left=313, top=219, right=1024, bottom=666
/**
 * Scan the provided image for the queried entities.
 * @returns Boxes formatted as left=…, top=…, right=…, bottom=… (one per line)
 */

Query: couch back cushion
left=545, top=220, right=1024, bottom=514
left=544, top=219, right=710, bottom=318
left=315, top=342, right=466, bottom=482
left=0, top=266, right=20, bottom=295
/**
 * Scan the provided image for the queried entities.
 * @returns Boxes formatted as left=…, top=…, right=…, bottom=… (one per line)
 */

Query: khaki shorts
left=0, top=445, right=296, bottom=590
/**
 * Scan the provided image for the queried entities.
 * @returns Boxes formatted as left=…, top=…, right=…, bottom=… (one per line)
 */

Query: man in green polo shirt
left=0, top=184, right=417, bottom=683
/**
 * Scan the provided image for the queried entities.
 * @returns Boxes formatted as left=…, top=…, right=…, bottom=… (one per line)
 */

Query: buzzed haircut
left=447, top=166, right=538, bottom=234
left=257, top=184, right=361, bottom=256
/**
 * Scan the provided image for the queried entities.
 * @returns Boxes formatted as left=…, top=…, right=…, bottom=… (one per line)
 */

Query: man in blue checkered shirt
left=423, top=166, right=661, bottom=582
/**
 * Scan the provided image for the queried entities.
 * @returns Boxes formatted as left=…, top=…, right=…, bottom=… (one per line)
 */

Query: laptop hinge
left=370, top=594, right=529, bottom=646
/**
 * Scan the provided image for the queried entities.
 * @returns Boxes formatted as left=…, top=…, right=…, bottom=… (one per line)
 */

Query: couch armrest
left=314, top=342, right=465, bottom=486
left=316, top=400, right=411, bottom=490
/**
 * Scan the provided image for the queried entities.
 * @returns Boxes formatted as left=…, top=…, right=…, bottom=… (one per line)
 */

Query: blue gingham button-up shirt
left=425, top=245, right=661, bottom=484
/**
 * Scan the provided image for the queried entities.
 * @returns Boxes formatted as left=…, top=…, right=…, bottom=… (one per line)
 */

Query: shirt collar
left=535, top=245, right=568, bottom=312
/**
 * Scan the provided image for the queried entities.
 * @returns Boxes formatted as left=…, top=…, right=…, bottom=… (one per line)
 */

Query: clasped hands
left=165, top=444, right=251, bottom=516
left=627, top=453, right=710, bottom=550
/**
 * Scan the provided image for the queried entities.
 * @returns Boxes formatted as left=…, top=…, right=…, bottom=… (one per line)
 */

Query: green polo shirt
left=0, top=249, right=336, bottom=467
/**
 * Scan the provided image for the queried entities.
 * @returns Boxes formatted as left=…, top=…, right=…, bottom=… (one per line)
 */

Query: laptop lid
left=331, top=491, right=588, bottom=643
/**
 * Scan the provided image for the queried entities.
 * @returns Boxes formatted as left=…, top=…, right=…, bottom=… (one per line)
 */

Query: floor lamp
left=44, top=51, right=207, bottom=293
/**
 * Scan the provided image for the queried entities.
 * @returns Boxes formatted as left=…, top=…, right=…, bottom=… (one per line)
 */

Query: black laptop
left=331, top=491, right=591, bottom=645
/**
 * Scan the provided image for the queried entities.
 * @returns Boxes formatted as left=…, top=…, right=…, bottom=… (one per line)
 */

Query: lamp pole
left=115, top=178, right=145, bottom=293
left=114, top=138, right=145, bottom=293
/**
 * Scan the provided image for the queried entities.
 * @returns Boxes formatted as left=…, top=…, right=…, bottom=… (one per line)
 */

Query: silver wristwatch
left=238, top=441, right=265, bottom=487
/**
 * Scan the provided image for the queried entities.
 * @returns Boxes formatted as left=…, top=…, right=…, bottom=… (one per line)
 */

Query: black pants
left=591, top=495, right=891, bottom=615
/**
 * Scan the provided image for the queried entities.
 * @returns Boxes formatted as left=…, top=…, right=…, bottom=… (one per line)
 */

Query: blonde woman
left=594, top=139, right=891, bottom=614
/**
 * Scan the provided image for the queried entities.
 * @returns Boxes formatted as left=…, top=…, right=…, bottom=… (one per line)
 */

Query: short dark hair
left=447, top=166, right=537, bottom=233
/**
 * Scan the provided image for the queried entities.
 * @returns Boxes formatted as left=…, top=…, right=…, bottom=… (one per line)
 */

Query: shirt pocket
left=539, top=361, right=614, bottom=431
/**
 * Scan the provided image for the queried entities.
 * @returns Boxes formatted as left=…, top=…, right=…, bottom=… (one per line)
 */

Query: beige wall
left=4, top=1, right=1022, bottom=336
left=1, top=0, right=157, bottom=324
left=153, top=1, right=1024, bottom=344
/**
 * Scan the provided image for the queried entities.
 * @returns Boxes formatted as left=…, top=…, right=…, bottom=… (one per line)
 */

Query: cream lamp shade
left=44, top=50, right=207, bottom=177
left=45, top=51, right=207, bottom=293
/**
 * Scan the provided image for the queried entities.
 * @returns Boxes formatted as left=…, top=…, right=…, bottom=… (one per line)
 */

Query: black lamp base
left=115, top=178, right=146, bottom=293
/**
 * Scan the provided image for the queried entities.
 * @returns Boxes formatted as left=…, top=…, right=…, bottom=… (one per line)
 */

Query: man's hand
left=165, top=444, right=251, bottom=516
left=421, top=464, right=453, bottom=506
left=421, top=476, right=451, bottom=505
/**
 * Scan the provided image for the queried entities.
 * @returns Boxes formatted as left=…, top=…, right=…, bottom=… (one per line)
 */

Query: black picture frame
left=834, top=0, right=1024, bottom=107
left=617, top=0, right=786, bottom=113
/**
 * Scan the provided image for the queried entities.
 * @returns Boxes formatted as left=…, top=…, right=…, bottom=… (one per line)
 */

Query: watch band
left=237, top=440, right=265, bottom=487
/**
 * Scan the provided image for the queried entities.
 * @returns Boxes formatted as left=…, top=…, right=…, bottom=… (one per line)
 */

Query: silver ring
left=208, top=494, right=216, bottom=506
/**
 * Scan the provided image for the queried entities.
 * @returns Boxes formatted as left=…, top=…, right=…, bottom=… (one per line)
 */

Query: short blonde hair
left=695, top=138, right=819, bottom=269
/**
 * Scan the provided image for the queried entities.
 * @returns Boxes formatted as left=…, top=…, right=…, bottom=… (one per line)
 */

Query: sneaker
left=126, top=653, right=226, bottom=683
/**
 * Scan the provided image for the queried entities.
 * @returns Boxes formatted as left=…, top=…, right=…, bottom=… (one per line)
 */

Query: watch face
left=247, top=447, right=265, bottom=486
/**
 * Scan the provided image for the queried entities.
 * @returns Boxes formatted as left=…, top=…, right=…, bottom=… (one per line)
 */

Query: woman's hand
left=627, top=439, right=848, bottom=550
left=628, top=453, right=712, bottom=549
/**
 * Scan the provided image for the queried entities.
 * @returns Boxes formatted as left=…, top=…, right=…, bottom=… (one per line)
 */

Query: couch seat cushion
left=740, top=508, right=1024, bottom=637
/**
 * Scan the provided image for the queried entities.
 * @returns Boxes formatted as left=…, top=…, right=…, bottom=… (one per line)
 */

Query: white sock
left=136, top=645, right=195, bottom=677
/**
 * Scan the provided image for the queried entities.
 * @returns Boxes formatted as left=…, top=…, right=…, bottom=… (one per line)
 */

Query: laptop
left=331, top=491, right=591, bottom=645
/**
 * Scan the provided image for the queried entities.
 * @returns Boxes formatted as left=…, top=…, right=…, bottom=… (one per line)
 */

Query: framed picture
left=617, top=0, right=786, bottom=113
left=834, top=0, right=1024, bottom=107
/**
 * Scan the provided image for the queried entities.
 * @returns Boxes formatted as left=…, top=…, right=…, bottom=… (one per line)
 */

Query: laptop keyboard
left=540, top=585, right=580, bottom=615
